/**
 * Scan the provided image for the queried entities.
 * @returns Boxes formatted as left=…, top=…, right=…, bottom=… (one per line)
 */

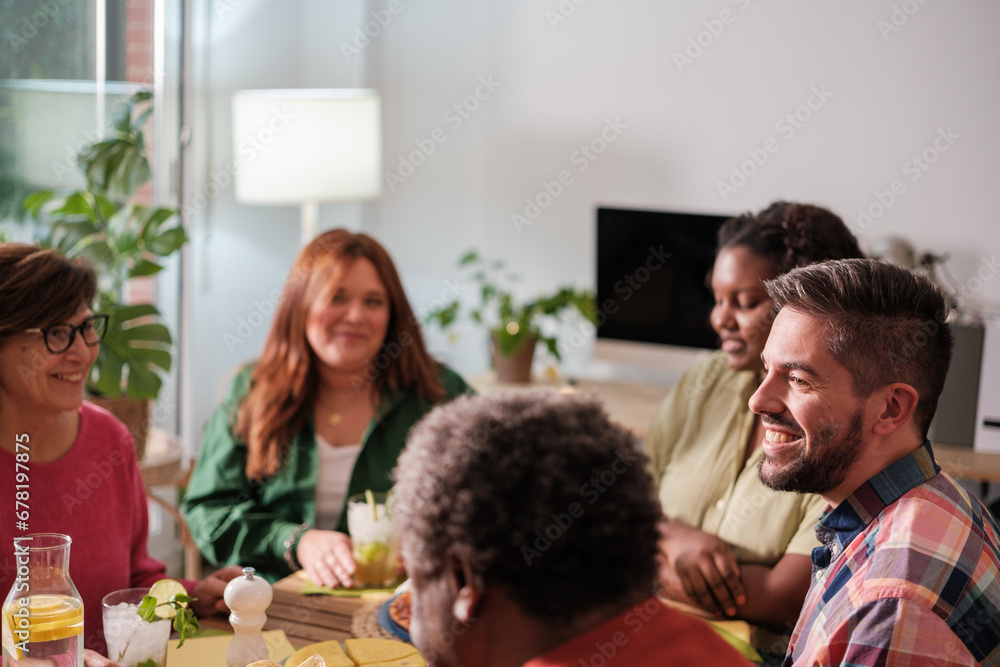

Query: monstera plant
left=25, top=90, right=187, bottom=401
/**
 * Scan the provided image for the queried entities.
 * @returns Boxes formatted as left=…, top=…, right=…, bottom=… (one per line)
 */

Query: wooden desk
left=934, top=444, right=1000, bottom=485
left=469, top=373, right=670, bottom=437
left=263, top=572, right=369, bottom=647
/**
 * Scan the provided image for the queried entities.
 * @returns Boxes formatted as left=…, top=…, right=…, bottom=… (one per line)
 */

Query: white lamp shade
left=232, top=89, right=382, bottom=205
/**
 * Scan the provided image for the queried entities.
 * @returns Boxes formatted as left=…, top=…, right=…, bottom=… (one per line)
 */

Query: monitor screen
left=596, top=207, right=731, bottom=351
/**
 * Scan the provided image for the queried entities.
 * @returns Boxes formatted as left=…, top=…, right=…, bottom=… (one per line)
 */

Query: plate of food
left=376, top=591, right=412, bottom=643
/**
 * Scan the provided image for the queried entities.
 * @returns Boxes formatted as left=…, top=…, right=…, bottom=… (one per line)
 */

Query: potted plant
left=22, top=91, right=187, bottom=455
left=425, top=250, right=596, bottom=382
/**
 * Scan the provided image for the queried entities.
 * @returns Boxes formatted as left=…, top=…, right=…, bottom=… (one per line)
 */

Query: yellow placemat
left=167, top=629, right=295, bottom=667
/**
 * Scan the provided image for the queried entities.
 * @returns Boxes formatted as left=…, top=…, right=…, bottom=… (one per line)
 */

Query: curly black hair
left=718, top=201, right=865, bottom=274
left=393, top=390, right=663, bottom=623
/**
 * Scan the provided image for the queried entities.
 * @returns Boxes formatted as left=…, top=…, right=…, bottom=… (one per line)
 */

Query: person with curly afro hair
left=645, top=201, right=865, bottom=660
left=393, top=390, right=754, bottom=667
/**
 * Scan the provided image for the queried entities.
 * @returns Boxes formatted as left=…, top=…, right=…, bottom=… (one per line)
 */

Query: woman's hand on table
left=84, top=649, right=120, bottom=667
left=297, top=529, right=356, bottom=589
left=656, top=519, right=746, bottom=618
left=190, top=565, right=247, bottom=617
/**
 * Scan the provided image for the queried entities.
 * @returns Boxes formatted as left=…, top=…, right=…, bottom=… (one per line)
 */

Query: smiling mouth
left=765, top=429, right=801, bottom=444
left=53, top=372, right=85, bottom=382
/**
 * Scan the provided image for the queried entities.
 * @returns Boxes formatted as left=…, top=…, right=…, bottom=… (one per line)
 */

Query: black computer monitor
left=595, top=206, right=731, bottom=351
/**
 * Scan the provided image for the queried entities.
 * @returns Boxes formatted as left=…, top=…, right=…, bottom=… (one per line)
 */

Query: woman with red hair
left=183, top=229, right=470, bottom=586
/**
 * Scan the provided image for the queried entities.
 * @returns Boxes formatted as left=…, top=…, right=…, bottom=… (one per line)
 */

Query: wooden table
left=469, top=373, right=670, bottom=437
left=262, top=572, right=371, bottom=647
left=934, top=444, right=1000, bottom=489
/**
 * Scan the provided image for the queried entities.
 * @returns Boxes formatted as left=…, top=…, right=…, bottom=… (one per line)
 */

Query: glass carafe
left=2, top=534, right=84, bottom=667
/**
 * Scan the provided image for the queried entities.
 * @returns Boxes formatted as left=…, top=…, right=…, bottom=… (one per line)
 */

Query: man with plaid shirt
left=748, top=258, right=1000, bottom=666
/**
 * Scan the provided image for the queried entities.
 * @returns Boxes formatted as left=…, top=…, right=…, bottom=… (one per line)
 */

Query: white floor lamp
left=231, top=89, right=382, bottom=244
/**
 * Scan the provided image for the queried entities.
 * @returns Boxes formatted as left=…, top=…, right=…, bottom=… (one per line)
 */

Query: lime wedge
left=148, top=579, right=187, bottom=619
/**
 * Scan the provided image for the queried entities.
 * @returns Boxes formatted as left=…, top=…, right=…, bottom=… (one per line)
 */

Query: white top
left=314, top=434, right=363, bottom=530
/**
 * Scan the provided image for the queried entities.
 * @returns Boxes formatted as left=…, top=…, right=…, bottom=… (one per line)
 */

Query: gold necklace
left=321, top=390, right=370, bottom=427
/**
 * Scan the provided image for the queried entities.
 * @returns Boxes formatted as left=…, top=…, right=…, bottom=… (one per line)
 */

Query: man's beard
left=758, top=408, right=866, bottom=496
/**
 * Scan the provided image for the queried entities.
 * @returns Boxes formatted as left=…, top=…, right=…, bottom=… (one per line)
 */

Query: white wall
left=183, top=0, right=1000, bottom=455
left=182, top=0, right=368, bottom=455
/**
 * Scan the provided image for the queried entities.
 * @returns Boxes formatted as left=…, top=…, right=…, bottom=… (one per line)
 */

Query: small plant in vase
left=425, top=250, right=596, bottom=382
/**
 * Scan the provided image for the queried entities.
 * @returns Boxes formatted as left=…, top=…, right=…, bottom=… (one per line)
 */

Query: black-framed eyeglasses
left=25, top=314, right=109, bottom=354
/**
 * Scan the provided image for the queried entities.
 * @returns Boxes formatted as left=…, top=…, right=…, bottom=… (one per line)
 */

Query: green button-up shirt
left=181, top=364, right=471, bottom=581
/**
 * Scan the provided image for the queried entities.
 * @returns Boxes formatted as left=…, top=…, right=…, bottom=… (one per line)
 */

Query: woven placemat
left=351, top=595, right=397, bottom=641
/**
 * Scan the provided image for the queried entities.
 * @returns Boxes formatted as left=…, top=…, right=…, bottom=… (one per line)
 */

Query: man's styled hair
left=765, top=258, right=954, bottom=439
left=393, top=390, right=662, bottom=622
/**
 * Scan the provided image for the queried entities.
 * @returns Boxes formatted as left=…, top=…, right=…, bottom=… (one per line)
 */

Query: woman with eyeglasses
left=0, top=244, right=243, bottom=666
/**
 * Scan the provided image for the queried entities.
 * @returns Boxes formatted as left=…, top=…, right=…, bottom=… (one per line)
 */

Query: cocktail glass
left=347, top=492, right=401, bottom=588
left=102, top=588, right=171, bottom=667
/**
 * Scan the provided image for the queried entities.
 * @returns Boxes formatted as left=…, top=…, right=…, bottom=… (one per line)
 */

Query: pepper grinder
left=224, top=566, right=273, bottom=667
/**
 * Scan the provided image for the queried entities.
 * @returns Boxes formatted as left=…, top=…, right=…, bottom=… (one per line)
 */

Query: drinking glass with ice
left=347, top=491, right=402, bottom=588
left=102, top=580, right=196, bottom=667
left=102, top=588, right=171, bottom=667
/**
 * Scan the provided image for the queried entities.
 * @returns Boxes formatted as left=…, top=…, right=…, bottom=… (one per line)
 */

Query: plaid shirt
left=784, top=441, right=1000, bottom=666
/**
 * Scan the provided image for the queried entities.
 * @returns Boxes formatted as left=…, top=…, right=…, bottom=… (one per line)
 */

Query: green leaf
left=114, top=303, right=161, bottom=320
left=134, top=586, right=200, bottom=649
left=133, top=106, right=154, bottom=132
left=90, top=303, right=173, bottom=398
left=147, top=225, right=187, bottom=257
left=127, top=258, right=164, bottom=279
left=22, top=190, right=55, bottom=217
left=116, top=323, right=172, bottom=345
left=124, top=364, right=163, bottom=399
left=136, top=595, right=159, bottom=623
